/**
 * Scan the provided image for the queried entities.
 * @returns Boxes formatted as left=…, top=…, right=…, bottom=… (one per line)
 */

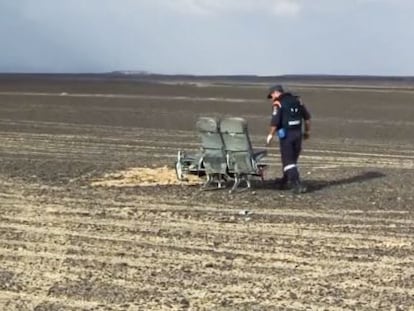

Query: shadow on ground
left=125, top=171, right=386, bottom=196
left=255, top=171, right=386, bottom=193
left=305, top=171, right=386, bottom=193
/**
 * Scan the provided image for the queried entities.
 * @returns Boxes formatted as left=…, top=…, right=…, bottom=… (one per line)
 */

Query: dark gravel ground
left=0, top=76, right=413, bottom=310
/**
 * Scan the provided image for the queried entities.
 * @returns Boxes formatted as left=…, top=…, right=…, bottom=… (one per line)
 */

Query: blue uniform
left=270, top=93, right=311, bottom=188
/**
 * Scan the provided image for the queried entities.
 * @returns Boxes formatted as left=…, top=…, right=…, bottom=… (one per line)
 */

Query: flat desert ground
left=0, top=76, right=413, bottom=310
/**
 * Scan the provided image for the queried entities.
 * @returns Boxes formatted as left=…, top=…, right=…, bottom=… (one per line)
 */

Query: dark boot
left=291, top=181, right=307, bottom=194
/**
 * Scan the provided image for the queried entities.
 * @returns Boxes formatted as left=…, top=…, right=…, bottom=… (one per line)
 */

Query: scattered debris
left=239, top=210, right=252, bottom=216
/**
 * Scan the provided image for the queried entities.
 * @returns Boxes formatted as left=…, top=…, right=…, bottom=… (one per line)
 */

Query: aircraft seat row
left=175, top=117, right=268, bottom=193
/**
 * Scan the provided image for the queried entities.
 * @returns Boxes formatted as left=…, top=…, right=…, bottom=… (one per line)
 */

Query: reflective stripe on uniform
left=288, top=120, right=301, bottom=126
left=283, top=164, right=297, bottom=172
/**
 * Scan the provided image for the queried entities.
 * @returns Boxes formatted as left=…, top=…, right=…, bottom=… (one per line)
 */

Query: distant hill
left=1, top=72, right=414, bottom=88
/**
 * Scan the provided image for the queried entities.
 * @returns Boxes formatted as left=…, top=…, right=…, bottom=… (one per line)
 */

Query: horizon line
left=1, top=72, right=414, bottom=79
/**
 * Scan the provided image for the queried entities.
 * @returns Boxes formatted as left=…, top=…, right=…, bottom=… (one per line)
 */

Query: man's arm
left=266, top=102, right=282, bottom=145
left=266, top=126, right=277, bottom=145
left=302, top=104, right=311, bottom=139
left=303, top=119, right=311, bottom=139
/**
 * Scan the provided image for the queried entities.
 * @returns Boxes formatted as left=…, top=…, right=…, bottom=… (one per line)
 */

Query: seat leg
left=217, top=174, right=228, bottom=189
left=175, top=161, right=183, bottom=180
left=217, top=178, right=223, bottom=189
left=246, top=178, right=251, bottom=189
left=237, top=176, right=251, bottom=193
left=229, top=176, right=240, bottom=194
left=259, top=167, right=265, bottom=183
left=175, top=151, right=185, bottom=181
left=202, top=174, right=213, bottom=189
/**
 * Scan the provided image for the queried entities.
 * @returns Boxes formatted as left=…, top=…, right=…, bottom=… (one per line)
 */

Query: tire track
left=1, top=126, right=413, bottom=170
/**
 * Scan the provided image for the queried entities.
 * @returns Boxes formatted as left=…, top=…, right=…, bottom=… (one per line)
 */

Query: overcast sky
left=1, top=0, right=413, bottom=75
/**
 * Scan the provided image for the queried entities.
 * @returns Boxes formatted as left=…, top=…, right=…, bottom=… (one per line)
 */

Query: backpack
left=280, top=94, right=303, bottom=129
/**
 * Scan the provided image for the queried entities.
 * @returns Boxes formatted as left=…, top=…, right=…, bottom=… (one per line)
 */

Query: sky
left=1, top=0, right=413, bottom=75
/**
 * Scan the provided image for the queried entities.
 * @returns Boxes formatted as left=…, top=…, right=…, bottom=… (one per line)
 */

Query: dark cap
left=267, top=84, right=284, bottom=98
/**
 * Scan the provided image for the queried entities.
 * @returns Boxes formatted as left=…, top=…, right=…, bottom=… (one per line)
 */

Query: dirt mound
left=91, top=166, right=202, bottom=187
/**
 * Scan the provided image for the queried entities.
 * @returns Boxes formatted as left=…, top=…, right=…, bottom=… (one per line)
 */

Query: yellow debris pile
left=91, top=166, right=202, bottom=187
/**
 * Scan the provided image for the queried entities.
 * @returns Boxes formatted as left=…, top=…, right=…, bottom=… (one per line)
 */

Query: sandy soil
left=0, top=76, right=413, bottom=310
left=91, top=167, right=202, bottom=187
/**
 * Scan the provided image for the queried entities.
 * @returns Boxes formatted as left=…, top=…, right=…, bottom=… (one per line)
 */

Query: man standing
left=266, top=85, right=311, bottom=194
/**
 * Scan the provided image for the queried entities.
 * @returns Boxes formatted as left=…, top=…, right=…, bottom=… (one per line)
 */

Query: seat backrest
left=219, top=117, right=253, bottom=153
left=219, top=117, right=255, bottom=174
left=196, top=117, right=223, bottom=150
left=196, top=117, right=227, bottom=175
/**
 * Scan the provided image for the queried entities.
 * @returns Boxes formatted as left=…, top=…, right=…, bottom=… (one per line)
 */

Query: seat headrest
left=220, top=117, right=248, bottom=134
left=196, top=117, right=219, bottom=132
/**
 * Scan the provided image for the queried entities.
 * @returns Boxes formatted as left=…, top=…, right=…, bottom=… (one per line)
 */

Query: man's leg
left=279, top=136, right=299, bottom=189
left=293, top=133, right=302, bottom=164
left=278, top=150, right=288, bottom=189
left=290, top=133, right=306, bottom=193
